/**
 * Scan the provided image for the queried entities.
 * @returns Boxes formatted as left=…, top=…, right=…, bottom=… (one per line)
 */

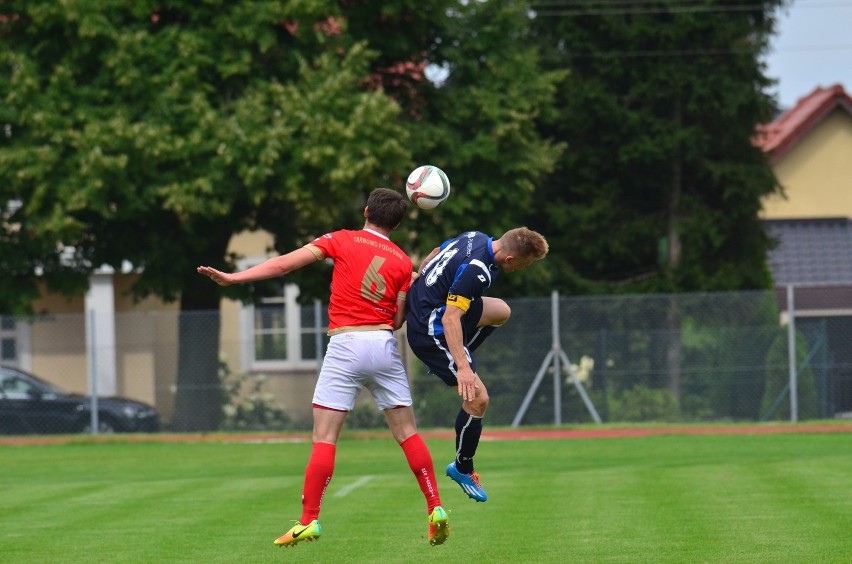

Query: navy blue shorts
left=406, top=299, right=484, bottom=387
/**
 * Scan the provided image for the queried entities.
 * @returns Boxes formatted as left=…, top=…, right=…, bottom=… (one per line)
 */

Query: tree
left=0, top=2, right=413, bottom=429
left=528, top=1, right=787, bottom=398
left=298, top=3, right=567, bottom=292
left=392, top=0, right=567, bottom=289
left=529, top=0, right=785, bottom=294
left=1, top=1, right=563, bottom=430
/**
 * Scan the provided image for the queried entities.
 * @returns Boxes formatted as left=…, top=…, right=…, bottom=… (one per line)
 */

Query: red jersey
left=305, top=228, right=412, bottom=333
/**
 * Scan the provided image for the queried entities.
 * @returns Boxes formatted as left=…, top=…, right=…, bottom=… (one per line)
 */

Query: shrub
left=219, top=359, right=291, bottom=431
left=608, top=385, right=680, bottom=422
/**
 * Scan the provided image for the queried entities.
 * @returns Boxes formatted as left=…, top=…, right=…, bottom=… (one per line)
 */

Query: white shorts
left=312, top=330, right=412, bottom=411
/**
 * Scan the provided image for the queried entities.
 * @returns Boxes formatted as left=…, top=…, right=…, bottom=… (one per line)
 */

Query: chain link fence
left=2, top=288, right=851, bottom=435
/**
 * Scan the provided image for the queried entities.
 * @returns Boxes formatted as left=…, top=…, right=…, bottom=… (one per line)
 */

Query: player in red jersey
left=197, top=188, right=449, bottom=548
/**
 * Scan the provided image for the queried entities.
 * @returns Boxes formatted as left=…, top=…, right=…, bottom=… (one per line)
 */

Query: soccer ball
left=405, top=165, right=450, bottom=210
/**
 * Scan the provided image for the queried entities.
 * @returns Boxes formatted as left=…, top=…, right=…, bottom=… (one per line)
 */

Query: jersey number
left=424, top=241, right=459, bottom=286
left=361, top=256, right=387, bottom=303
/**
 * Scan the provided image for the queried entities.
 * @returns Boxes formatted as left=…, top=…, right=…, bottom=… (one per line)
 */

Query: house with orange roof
left=757, top=84, right=852, bottom=219
left=755, top=83, right=852, bottom=417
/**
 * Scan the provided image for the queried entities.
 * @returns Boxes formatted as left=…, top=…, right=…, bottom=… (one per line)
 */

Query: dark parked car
left=0, top=366, right=160, bottom=434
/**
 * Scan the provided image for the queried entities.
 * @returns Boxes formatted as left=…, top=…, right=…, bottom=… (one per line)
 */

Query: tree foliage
left=529, top=0, right=786, bottom=294
left=402, top=0, right=566, bottom=292
left=0, top=1, right=417, bottom=429
left=0, top=0, right=562, bottom=428
left=0, top=1, right=417, bottom=310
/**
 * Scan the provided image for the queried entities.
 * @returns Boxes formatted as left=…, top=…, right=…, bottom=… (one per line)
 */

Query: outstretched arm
left=197, top=247, right=320, bottom=286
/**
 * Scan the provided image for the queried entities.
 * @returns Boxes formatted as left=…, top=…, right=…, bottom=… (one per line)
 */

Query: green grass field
left=2, top=428, right=851, bottom=563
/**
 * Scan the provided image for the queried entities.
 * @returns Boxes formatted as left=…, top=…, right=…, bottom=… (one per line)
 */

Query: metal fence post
left=787, top=285, right=798, bottom=422
left=86, top=308, right=100, bottom=435
left=552, top=290, right=562, bottom=425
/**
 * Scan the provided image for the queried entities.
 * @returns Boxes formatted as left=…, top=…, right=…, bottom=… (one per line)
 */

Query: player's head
left=495, top=227, right=549, bottom=272
left=364, top=188, right=409, bottom=231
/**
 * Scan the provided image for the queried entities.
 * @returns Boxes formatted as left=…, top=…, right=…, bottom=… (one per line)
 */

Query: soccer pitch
left=2, top=427, right=851, bottom=563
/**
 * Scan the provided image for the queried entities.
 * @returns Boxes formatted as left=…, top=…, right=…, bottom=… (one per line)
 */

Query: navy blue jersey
left=406, top=231, right=499, bottom=338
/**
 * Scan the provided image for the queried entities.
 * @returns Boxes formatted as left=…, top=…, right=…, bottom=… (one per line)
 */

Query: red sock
left=400, top=433, right=442, bottom=513
left=300, top=442, right=336, bottom=524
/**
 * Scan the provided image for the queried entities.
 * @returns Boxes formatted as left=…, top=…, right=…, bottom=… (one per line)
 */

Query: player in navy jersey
left=406, top=228, right=549, bottom=502
left=198, top=188, right=449, bottom=548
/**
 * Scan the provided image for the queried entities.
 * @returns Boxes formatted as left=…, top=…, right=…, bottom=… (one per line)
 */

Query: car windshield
left=0, top=367, right=64, bottom=395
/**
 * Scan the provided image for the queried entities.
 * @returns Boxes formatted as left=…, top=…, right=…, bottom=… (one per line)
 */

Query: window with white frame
left=0, top=315, right=31, bottom=370
left=242, top=282, right=329, bottom=371
left=1, top=316, right=17, bottom=364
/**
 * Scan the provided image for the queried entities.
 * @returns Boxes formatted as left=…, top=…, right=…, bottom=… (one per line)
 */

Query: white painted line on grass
left=334, top=476, right=374, bottom=498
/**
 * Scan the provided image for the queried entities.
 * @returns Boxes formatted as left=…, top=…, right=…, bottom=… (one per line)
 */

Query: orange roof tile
left=754, top=84, right=852, bottom=161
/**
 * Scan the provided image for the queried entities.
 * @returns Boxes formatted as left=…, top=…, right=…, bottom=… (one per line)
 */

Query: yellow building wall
left=761, top=108, right=852, bottom=219
left=28, top=315, right=89, bottom=396
left=28, top=284, right=88, bottom=394
left=28, top=275, right=179, bottom=408
left=218, top=229, right=275, bottom=374
left=113, top=275, right=180, bottom=313
left=230, top=229, right=276, bottom=257
left=113, top=274, right=179, bottom=415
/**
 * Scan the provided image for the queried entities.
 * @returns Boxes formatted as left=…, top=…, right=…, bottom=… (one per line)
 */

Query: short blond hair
left=499, top=227, right=549, bottom=260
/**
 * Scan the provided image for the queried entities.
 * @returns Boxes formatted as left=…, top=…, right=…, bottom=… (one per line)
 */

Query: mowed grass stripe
left=571, top=435, right=851, bottom=563
left=1, top=430, right=851, bottom=563
left=2, top=443, right=305, bottom=563
left=736, top=456, right=852, bottom=560
left=467, top=433, right=852, bottom=563
left=2, top=478, right=283, bottom=561
left=2, top=482, right=109, bottom=517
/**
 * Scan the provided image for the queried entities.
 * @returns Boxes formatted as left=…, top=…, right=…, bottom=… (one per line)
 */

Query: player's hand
left=197, top=266, right=235, bottom=287
left=456, top=366, right=479, bottom=402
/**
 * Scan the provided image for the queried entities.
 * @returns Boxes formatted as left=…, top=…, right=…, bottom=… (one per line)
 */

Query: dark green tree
left=526, top=1, right=787, bottom=400
left=529, top=0, right=786, bottom=294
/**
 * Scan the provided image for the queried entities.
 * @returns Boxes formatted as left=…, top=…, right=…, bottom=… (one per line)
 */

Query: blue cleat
left=446, top=461, right=488, bottom=502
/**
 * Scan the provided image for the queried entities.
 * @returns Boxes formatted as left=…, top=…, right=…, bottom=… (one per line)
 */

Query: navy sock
left=466, top=325, right=497, bottom=353
left=454, top=408, right=483, bottom=474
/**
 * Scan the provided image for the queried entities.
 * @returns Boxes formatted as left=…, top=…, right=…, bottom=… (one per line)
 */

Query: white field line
left=333, top=475, right=374, bottom=498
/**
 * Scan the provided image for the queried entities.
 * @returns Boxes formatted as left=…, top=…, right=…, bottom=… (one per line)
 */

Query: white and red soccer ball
left=405, top=165, right=451, bottom=210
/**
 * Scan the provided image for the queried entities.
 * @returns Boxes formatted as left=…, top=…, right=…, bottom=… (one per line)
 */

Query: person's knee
left=392, top=428, right=416, bottom=444
left=479, top=298, right=512, bottom=327
left=465, top=387, right=489, bottom=417
left=478, top=388, right=490, bottom=413
left=497, top=302, right=511, bottom=325
left=384, top=407, right=417, bottom=443
left=487, top=299, right=511, bottom=326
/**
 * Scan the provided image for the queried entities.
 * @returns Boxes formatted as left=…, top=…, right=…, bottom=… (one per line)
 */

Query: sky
left=765, top=1, right=852, bottom=109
